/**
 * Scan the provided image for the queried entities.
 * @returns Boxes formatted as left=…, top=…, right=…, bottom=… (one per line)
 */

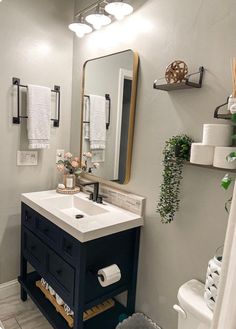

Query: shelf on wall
left=153, top=66, right=204, bottom=91
left=184, top=161, right=236, bottom=173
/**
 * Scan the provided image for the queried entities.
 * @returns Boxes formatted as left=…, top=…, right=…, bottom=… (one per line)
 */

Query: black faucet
left=79, top=181, right=99, bottom=203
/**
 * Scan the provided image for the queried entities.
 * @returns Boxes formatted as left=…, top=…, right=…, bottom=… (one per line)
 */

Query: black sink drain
left=75, top=214, right=84, bottom=219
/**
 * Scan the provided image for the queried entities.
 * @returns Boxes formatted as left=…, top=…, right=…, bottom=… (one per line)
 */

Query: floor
left=0, top=281, right=52, bottom=329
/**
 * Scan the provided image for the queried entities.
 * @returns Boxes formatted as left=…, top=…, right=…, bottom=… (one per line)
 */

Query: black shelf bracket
left=153, top=66, right=205, bottom=91
left=214, top=97, right=231, bottom=120
left=12, top=77, right=61, bottom=127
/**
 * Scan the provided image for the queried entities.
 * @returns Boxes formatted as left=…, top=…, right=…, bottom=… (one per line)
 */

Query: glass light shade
left=68, top=23, right=92, bottom=35
left=85, top=14, right=111, bottom=30
left=105, top=2, right=133, bottom=20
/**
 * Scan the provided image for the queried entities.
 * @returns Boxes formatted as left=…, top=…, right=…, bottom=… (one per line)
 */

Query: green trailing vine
left=157, top=135, right=193, bottom=224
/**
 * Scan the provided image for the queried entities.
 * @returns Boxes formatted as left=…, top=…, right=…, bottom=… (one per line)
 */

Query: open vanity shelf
left=153, top=66, right=204, bottom=91
left=19, top=272, right=128, bottom=329
left=184, top=161, right=236, bottom=173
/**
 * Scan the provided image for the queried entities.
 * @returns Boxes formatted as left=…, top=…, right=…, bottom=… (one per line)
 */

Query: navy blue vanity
left=18, top=202, right=141, bottom=329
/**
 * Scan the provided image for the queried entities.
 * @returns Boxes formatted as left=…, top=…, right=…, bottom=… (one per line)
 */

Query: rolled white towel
left=190, top=143, right=215, bottom=165
left=202, top=124, right=233, bottom=146
left=64, top=304, right=74, bottom=316
left=49, top=286, right=56, bottom=296
left=56, top=294, right=64, bottom=306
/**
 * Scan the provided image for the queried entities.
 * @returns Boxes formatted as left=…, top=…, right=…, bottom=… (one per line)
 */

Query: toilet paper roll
left=202, top=124, right=233, bottom=146
left=213, top=147, right=236, bottom=169
left=190, top=143, right=215, bottom=165
left=98, top=264, right=121, bottom=288
left=228, top=95, right=236, bottom=114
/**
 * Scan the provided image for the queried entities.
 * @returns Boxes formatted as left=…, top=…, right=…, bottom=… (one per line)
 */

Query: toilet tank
left=174, top=280, right=213, bottom=329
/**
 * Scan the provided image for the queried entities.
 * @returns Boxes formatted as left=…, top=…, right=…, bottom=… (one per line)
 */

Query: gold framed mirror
left=80, top=49, right=139, bottom=184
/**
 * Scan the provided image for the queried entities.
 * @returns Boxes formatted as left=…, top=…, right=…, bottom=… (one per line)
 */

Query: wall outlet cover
left=17, top=151, right=38, bottom=166
left=56, top=149, right=65, bottom=163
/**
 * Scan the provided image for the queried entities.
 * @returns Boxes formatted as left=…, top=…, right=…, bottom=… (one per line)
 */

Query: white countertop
left=21, top=190, right=144, bottom=243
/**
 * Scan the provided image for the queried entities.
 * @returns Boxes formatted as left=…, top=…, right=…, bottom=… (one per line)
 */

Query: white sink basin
left=21, top=190, right=143, bottom=242
left=40, top=195, right=108, bottom=217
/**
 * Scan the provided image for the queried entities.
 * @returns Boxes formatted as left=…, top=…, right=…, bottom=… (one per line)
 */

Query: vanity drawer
left=35, top=215, right=60, bottom=249
left=61, top=233, right=80, bottom=262
left=48, top=249, right=75, bottom=304
left=23, top=229, right=47, bottom=271
left=22, top=204, right=35, bottom=231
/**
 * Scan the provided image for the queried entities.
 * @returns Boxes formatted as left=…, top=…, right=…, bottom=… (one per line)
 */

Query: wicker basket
left=116, top=313, right=161, bottom=329
left=204, top=247, right=223, bottom=311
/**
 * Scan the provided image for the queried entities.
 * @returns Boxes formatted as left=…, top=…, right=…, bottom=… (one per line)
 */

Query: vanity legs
left=127, top=228, right=140, bottom=314
left=20, top=223, right=28, bottom=302
left=74, top=246, right=86, bottom=329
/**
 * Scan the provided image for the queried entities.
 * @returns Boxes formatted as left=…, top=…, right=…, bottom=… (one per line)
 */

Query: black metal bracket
left=185, top=66, right=205, bottom=88
left=12, top=77, right=61, bottom=127
left=83, top=94, right=111, bottom=130
left=214, top=97, right=231, bottom=120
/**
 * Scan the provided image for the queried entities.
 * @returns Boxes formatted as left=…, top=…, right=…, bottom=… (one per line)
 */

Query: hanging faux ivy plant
left=157, top=134, right=193, bottom=224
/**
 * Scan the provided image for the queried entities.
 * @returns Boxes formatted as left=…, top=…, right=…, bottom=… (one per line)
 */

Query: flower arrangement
left=56, top=152, right=82, bottom=176
left=82, top=152, right=100, bottom=173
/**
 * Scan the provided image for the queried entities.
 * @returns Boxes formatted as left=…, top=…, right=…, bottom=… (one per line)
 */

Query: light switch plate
left=17, top=151, right=38, bottom=166
left=56, top=149, right=64, bottom=163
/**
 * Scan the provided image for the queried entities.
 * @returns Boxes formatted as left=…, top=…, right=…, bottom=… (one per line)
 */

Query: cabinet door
left=47, top=249, right=75, bottom=306
left=23, top=229, right=47, bottom=272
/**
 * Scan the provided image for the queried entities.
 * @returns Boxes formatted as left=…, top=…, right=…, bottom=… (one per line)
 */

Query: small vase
left=64, top=174, right=76, bottom=190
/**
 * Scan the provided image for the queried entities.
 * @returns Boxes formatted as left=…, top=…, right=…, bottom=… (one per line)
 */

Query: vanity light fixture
left=105, top=1, right=133, bottom=20
left=85, top=5, right=111, bottom=30
left=68, top=17, right=93, bottom=38
left=69, top=0, right=134, bottom=37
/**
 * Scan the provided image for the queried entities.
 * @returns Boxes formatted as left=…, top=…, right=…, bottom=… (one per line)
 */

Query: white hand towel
left=83, top=96, right=90, bottom=140
left=89, top=95, right=106, bottom=150
left=27, top=84, right=51, bottom=149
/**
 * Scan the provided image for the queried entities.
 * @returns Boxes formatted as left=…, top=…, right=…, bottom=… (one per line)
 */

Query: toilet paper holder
left=214, top=97, right=231, bottom=120
left=89, top=269, right=105, bottom=281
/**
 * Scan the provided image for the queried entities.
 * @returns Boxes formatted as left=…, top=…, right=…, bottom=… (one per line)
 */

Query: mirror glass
left=81, top=50, right=139, bottom=184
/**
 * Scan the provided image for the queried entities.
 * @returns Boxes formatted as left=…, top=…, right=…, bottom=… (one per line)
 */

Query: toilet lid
left=177, top=279, right=213, bottom=325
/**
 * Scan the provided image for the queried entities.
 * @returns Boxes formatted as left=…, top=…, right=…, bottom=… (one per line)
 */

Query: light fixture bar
left=75, top=0, right=108, bottom=18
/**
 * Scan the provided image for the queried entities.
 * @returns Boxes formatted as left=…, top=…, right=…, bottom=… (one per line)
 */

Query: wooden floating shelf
left=153, top=66, right=204, bottom=91
left=36, top=280, right=115, bottom=328
left=184, top=161, right=236, bottom=173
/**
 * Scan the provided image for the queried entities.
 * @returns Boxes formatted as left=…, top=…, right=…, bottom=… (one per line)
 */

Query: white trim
left=0, top=279, right=18, bottom=290
left=114, top=68, right=133, bottom=179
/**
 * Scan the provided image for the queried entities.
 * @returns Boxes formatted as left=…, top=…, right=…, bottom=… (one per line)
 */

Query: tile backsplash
left=79, top=179, right=145, bottom=217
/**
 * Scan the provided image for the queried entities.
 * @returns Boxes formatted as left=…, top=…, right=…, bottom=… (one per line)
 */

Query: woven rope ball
left=165, top=60, right=188, bottom=83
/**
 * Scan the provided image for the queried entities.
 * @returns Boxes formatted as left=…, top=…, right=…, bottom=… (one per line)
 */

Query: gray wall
left=71, top=0, right=236, bottom=328
left=0, top=0, right=74, bottom=283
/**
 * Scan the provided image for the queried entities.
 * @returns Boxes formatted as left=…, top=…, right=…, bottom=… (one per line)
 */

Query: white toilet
left=174, top=279, right=213, bottom=329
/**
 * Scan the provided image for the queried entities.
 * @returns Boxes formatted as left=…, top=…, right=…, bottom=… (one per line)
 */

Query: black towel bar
left=12, top=77, right=61, bottom=127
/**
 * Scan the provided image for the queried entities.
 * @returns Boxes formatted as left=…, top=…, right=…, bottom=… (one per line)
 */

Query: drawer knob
left=56, top=269, right=62, bottom=275
left=25, top=214, right=31, bottom=221
left=66, top=245, right=72, bottom=251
